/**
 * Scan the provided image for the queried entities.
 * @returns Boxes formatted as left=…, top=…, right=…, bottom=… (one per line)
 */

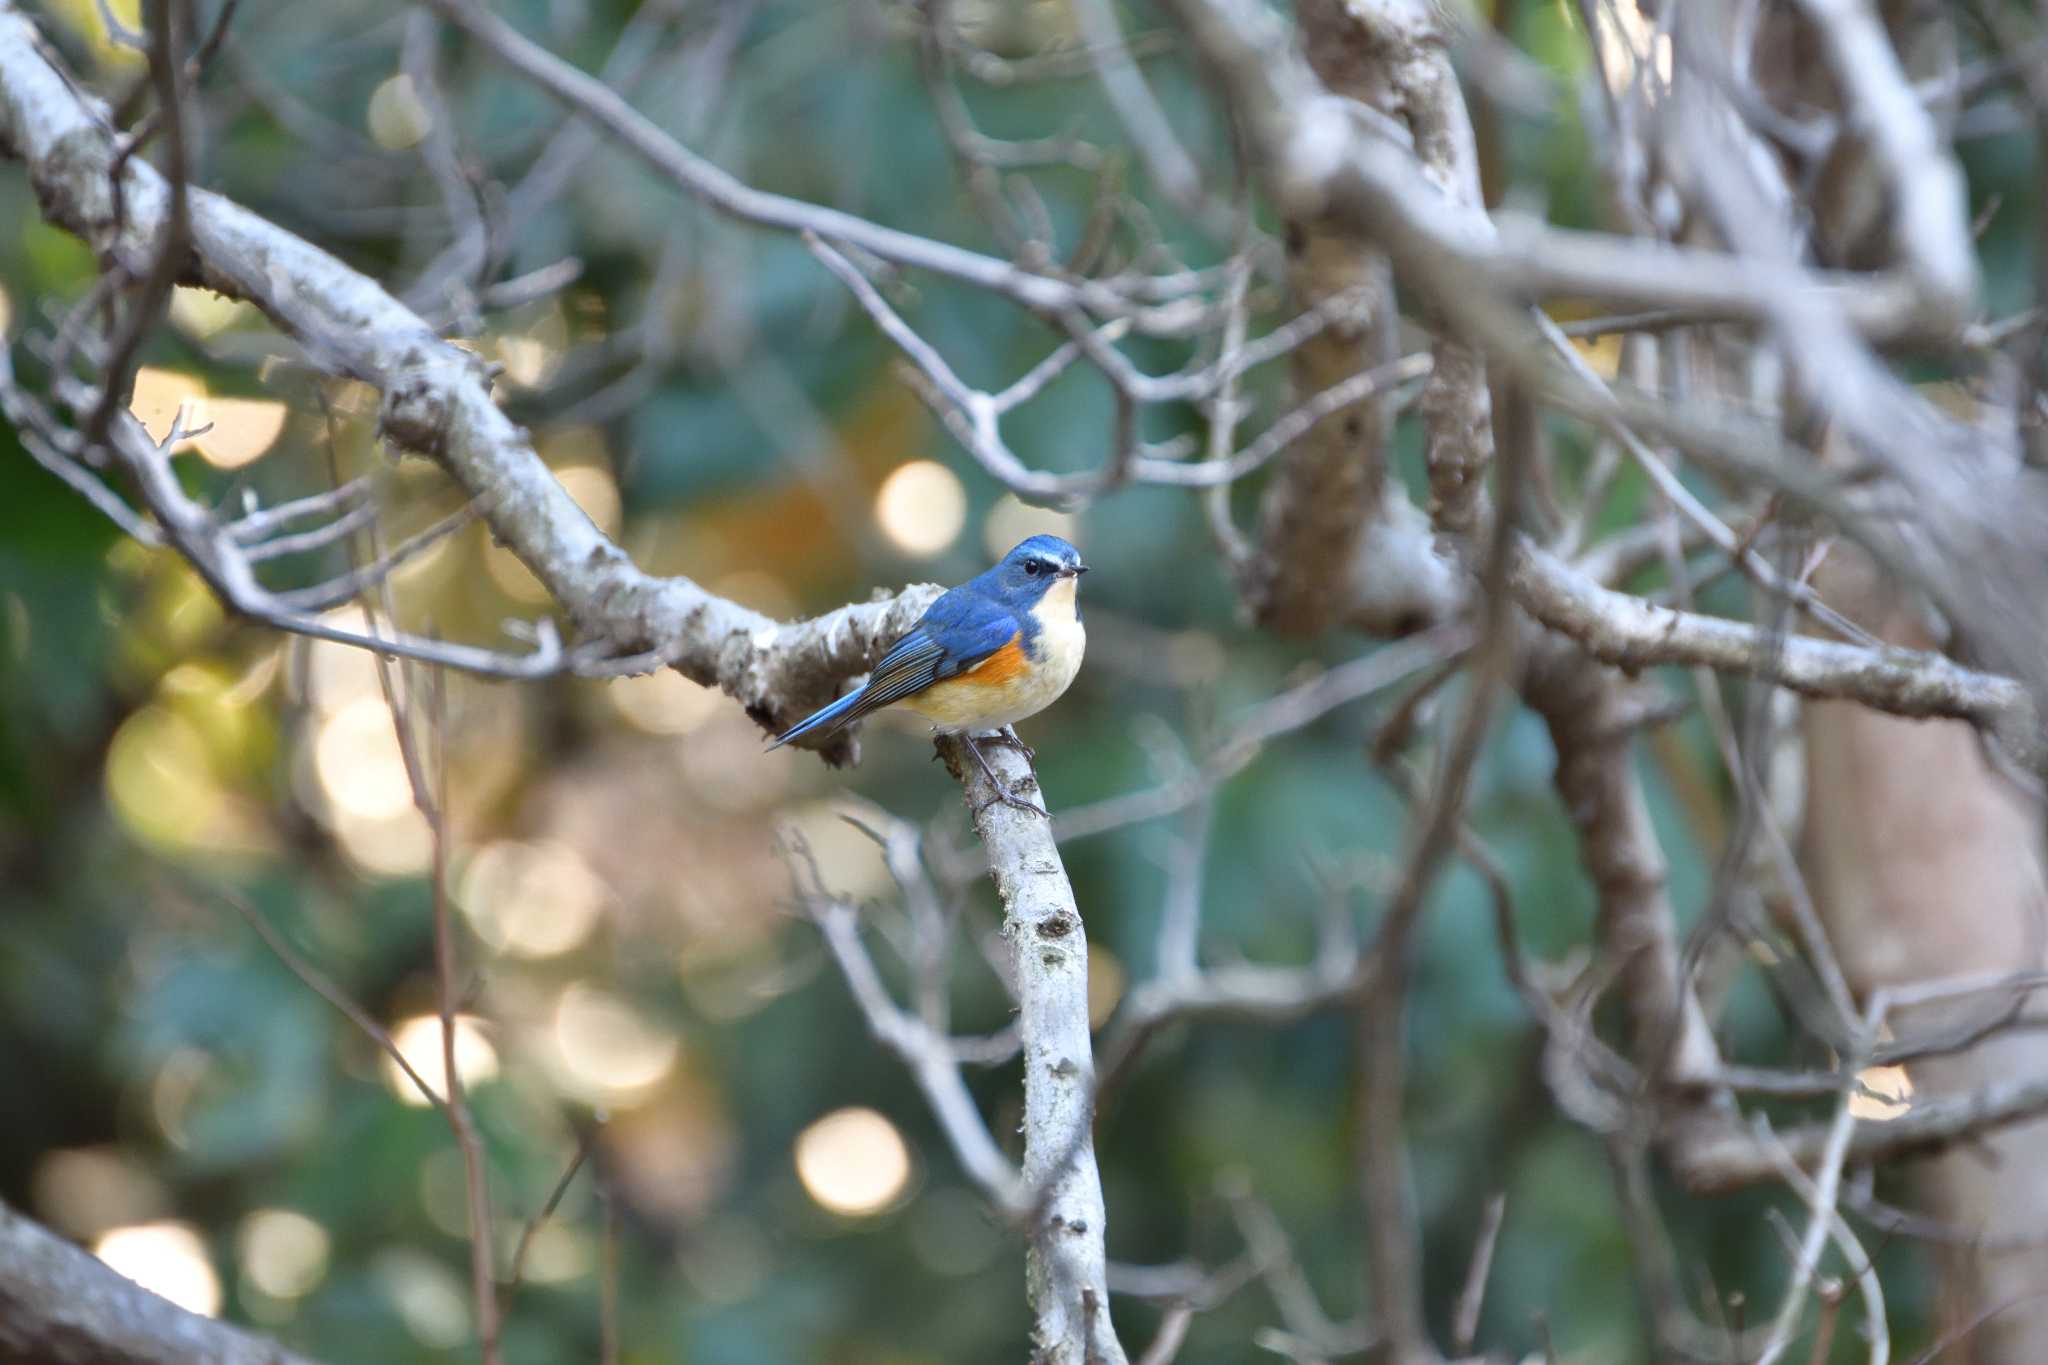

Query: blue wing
left=768, top=588, right=1018, bottom=748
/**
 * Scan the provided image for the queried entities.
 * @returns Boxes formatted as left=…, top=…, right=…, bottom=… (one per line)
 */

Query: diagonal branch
left=0, top=1201, right=321, bottom=1365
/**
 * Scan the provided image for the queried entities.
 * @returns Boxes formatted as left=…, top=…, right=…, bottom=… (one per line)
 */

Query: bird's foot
left=962, top=733, right=1046, bottom=819
left=971, top=784, right=1047, bottom=819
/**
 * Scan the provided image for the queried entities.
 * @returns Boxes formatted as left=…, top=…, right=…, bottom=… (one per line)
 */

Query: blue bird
left=770, top=535, right=1089, bottom=814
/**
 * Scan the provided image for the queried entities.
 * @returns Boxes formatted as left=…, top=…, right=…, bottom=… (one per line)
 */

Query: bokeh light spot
left=60, top=0, right=144, bottom=62
left=1850, top=1063, right=1914, bottom=1122
left=382, top=1014, right=500, bottom=1107
left=94, top=1221, right=221, bottom=1317
left=128, top=367, right=205, bottom=447
left=374, top=1249, right=469, bottom=1347
left=555, top=463, right=622, bottom=536
left=794, top=1107, right=912, bottom=1217
left=777, top=801, right=892, bottom=901
left=1087, top=942, right=1125, bottom=1029
left=105, top=704, right=227, bottom=853
left=237, top=1208, right=331, bottom=1300
left=169, top=286, right=251, bottom=338
left=549, top=984, right=678, bottom=1104
left=606, top=668, right=720, bottom=735
left=33, top=1148, right=169, bottom=1240
left=189, top=397, right=289, bottom=469
left=494, top=333, right=556, bottom=389
left=333, top=807, right=435, bottom=879
left=150, top=1048, right=215, bottom=1149
left=314, top=695, right=414, bottom=821
left=507, top=1222, right=592, bottom=1285
left=483, top=541, right=550, bottom=603
left=458, top=840, right=609, bottom=958
left=301, top=611, right=386, bottom=715
left=875, top=460, right=966, bottom=556
left=367, top=74, right=431, bottom=149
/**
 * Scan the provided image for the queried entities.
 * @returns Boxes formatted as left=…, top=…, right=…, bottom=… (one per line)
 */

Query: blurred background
left=2, top=0, right=2042, bottom=1361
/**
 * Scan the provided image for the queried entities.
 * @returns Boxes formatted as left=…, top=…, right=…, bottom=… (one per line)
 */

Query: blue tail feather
left=767, top=685, right=870, bottom=750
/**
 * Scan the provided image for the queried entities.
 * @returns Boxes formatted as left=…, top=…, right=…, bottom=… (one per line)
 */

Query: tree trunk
left=1802, top=551, right=2048, bottom=1362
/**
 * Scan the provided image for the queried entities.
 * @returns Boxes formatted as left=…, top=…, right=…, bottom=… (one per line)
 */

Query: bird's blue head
left=986, top=535, right=1088, bottom=606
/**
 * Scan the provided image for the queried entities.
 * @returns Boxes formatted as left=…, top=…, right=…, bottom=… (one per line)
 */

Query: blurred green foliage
left=2, top=0, right=2038, bottom=1361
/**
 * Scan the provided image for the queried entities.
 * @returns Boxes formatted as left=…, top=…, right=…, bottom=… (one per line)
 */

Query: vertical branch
left=1240, top=0, right=1458, bottom=638
left=599, top=1167, right=620, bottom=1365
left=322, top=398, right=501, bottom=1359
left=1356, top=384, right=1526, bottom=1365
left=429, top=669, right=502, bottom=1365
left=1522, top=637, right=1722, bottom=1085
left=87, top=0, right=190, bottom=448
left=375, top=646, right=502, bottom=1363
left=938, top=737, right=1128, bottom=1365
left=1339, top=0, right=1496, bottom=536
left=1753, top=1000, right=1882, bottom=1365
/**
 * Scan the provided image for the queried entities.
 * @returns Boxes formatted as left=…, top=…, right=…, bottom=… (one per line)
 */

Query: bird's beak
left=1062, top=565, right=1089, bottom=579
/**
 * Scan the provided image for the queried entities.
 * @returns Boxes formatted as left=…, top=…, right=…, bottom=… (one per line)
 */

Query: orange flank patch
left=963, top=636, right=1029, bottom=686
left=902, top=632, right=1045, bottom=731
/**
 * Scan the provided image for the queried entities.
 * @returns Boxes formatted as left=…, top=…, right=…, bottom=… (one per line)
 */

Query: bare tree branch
left=1159, top=0, right=1951, bottom=340
left=803, top=888, right=1025, bottom=1208
left=418, top=0, right=1194, bottom=326
left=1790, top=0, right=1978, bottom=323
left=1334, top=0, right=1495, bottom=538
left=1511, top=543, right=2034, bottom=747
left=0, top=1201, right=321, bottom=1365
left=1671, top=1070, right=2048, bottom=1195
left=936, top=735, right=1128, bottom=1364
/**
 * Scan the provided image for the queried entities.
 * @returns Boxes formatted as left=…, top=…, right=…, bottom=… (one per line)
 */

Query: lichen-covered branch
left=1512, top=544, right=2035, bottom=747
left=938, top=738, right=1127, bottom=1365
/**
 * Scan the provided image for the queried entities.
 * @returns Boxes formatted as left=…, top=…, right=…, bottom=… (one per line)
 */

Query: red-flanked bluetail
left=770, top=536, right=1088, bottom=814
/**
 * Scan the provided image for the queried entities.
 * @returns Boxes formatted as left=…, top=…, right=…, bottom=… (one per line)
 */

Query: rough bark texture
left=1335, top=0, right=1495, bottom=538
left=1243, top=0, right=1460, bottom=639
left=1522, top=631, right=1722, bottom=1086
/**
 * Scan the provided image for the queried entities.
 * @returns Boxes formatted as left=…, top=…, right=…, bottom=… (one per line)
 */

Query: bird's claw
left=972, top=782, right=1047, bottom=820
left=960, top=732, right=1047, bottom=818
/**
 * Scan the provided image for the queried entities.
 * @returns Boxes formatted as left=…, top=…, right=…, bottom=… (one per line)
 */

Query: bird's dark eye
left=1023, top=560, right=1043, bottom=576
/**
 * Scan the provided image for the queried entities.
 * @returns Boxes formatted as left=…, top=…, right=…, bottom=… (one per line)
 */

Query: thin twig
left=1451, top=1194, right=1507, bottom=1354
left=505, top=1124, right=600, bottom=1300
